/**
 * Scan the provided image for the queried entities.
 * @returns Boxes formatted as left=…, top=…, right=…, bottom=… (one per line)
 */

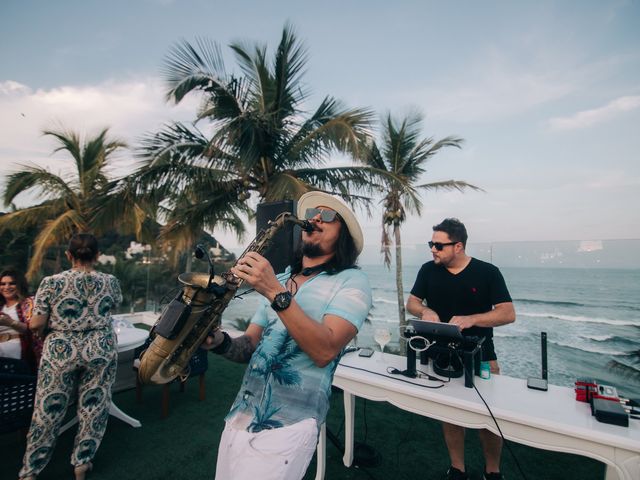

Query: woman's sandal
left=73, top=462, right=93, bottom=480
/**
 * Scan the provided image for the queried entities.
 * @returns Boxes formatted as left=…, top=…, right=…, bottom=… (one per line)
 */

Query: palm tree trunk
left=393, top=225, right=407, bottom=355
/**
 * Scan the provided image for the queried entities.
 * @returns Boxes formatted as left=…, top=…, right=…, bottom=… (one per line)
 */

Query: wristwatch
left=271, top=291, right=293, bottom=312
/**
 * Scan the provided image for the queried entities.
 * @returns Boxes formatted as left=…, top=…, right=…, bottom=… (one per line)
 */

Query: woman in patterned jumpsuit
left=19, top=233, right=122, bottom=480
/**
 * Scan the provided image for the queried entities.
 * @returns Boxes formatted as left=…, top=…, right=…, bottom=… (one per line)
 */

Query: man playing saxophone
left=204, top=191, right=372, bottom=480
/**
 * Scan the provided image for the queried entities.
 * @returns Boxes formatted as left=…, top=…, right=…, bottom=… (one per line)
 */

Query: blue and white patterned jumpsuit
left=19, top=269, right=122, bottom=477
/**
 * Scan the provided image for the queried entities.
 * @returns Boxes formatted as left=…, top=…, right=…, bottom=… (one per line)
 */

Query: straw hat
left=297, top=191, right=364, bottom=256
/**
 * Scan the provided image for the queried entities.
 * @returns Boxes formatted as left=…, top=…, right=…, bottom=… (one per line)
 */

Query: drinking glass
left=374, top=327, right=391, bottom=362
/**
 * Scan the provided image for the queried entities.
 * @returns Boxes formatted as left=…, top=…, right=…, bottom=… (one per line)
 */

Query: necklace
left=288, top=263, right=327, bottom=296
left=300, top=263, right=329, bottom=276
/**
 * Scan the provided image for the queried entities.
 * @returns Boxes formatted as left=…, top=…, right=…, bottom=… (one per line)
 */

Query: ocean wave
left=550, top=339, right=627, bottom=356
left=607, top=357, right=640, bottom=374
left=518, top=311, right=638, bottom=327
left=580, top=334, right=613, bottom=341
left=513, top=298, right=585, bottom=307
left=579, top=334, right=640, bottom=347
left=492, top=331, right=523, bottom=339
left=372, top=297, right=398, bottom=305
left=514, top=297, right=640, bottom=312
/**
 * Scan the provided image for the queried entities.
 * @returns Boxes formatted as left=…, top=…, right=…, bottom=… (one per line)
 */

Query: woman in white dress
left=0, top=268, right=35, bottom=365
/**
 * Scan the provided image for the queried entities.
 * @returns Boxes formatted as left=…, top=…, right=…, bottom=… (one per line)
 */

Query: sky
left=1, top=0, right=639, bottom=252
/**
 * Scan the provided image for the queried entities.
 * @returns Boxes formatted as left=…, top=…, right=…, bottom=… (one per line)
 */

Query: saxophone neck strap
left=300, top=262, right=329, bottom=276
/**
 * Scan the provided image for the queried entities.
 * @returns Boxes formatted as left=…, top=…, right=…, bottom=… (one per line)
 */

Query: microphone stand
left=194, top=244, right=216, bottom=289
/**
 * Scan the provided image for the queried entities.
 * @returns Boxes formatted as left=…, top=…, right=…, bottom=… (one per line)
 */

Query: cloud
left=385, top=47, right=640, bottom=125
left=386, top=47, right=578, bottom=123
left=0, top=80, right=32, bottom=96
left=421, top=73, right=573, bottom=123
left=0, top=77, right=199, bottom=179
left=547, top=95, right=640, bottom=131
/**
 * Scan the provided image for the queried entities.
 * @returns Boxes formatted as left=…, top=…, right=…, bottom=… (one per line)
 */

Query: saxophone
left=137, top=212, right=314, bottom=384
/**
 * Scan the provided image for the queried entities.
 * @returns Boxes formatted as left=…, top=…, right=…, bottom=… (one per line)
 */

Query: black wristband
left=210, top=331, right=232, bottom=355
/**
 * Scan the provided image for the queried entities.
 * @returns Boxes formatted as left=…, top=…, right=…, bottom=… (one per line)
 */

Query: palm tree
left=364, top=112, right=483, bottom=349
left=157, top=182, right=249, bottom=271
left=0, top=127, right=146, bottom=279
left=135, top=24, right=382, bottom=239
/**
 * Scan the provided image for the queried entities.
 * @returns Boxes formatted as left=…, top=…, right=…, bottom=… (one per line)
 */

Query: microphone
left=194, top=244, right=206, bottom=260
left=300, top=220, right=318, bottom=233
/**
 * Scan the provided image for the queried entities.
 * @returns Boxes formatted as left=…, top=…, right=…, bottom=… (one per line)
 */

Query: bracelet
left=211, top=331, right=232, bottom=355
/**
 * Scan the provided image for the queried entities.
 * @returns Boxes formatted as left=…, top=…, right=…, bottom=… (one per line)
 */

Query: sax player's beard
left=301, top=241, right=326, bottom=258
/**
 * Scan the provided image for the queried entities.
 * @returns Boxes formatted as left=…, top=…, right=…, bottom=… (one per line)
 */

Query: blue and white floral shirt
left=225, top=267, right=372, bottom=433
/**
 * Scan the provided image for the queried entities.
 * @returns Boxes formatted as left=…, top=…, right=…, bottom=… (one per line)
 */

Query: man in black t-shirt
left=406, top=218, right=515, bottom=480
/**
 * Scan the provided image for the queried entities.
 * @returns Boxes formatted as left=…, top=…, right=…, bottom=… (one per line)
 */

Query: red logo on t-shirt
left=471, top=287, right=477, bottom=293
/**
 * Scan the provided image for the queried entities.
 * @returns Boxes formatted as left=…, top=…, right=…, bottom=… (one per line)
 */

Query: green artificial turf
left=1, top=354, right=605, bottom=480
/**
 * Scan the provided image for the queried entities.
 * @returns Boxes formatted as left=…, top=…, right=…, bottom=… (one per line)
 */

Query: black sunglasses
left=428, top=241, right=458, bottom=251
left=304, top=208, right=339, bottom=223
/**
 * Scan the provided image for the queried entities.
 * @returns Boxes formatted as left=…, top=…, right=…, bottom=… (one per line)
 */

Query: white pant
left=215, top=418, right=318, bottom=480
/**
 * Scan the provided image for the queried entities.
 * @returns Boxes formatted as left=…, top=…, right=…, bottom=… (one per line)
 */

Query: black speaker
left=256, top=200, right=300, bottom=274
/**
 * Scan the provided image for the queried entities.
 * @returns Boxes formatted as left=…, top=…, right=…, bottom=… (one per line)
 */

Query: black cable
left=394, top=411, right=416, bottom=469
left=337, top=361, right=444, bottom=476
left=453, top=350, right=529, bottom=480
left=328, top=394, right=379, bottom=479
left=340, top=363, right=445, bottom=389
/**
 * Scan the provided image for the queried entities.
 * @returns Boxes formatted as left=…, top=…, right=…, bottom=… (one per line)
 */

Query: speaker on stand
left=255, top=200, right=300, bottom=274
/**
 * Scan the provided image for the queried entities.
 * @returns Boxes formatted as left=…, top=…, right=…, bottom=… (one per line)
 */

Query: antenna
left=541, top=331, right=548, bottom=380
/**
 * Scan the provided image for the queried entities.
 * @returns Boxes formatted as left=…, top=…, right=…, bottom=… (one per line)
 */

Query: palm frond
left=0, top=202, right=65, bottom=233
left=197, top=75, right=250, bottom=121
left=3, top=166, right=77, bottom=206
left=286, top=98, right=374, bottom=165
left=79, top=128, right=126, bottom=195
left=163, top=37, right=242, bottom=120
left=27, top=209, right=87, bottom=279
left=271, top=23, right=309, bottom=118
left=91, top=179, right=152, bottom=239
left=415, top=180, right=484, bottom=193
left=293, top=165, right=388, bottom=196
left=42, top=128, right=82, bottom=165
left=159, top=189, right=249, bottom=256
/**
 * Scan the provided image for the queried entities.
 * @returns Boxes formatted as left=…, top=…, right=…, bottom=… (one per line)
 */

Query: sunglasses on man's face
left=0, top=282, right=17, bottom=286
left=428, top=241, right=458, bottom=251
left=304, top=208, right=339, bottom=223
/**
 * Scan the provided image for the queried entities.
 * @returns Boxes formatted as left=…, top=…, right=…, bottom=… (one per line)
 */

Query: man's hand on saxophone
left=230, top=251, right=283, bottom=304
left=202, top=251, right=277, bottom=363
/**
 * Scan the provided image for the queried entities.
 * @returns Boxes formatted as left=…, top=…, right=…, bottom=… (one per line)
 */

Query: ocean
left=221, top=261, right=640, bottom=399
